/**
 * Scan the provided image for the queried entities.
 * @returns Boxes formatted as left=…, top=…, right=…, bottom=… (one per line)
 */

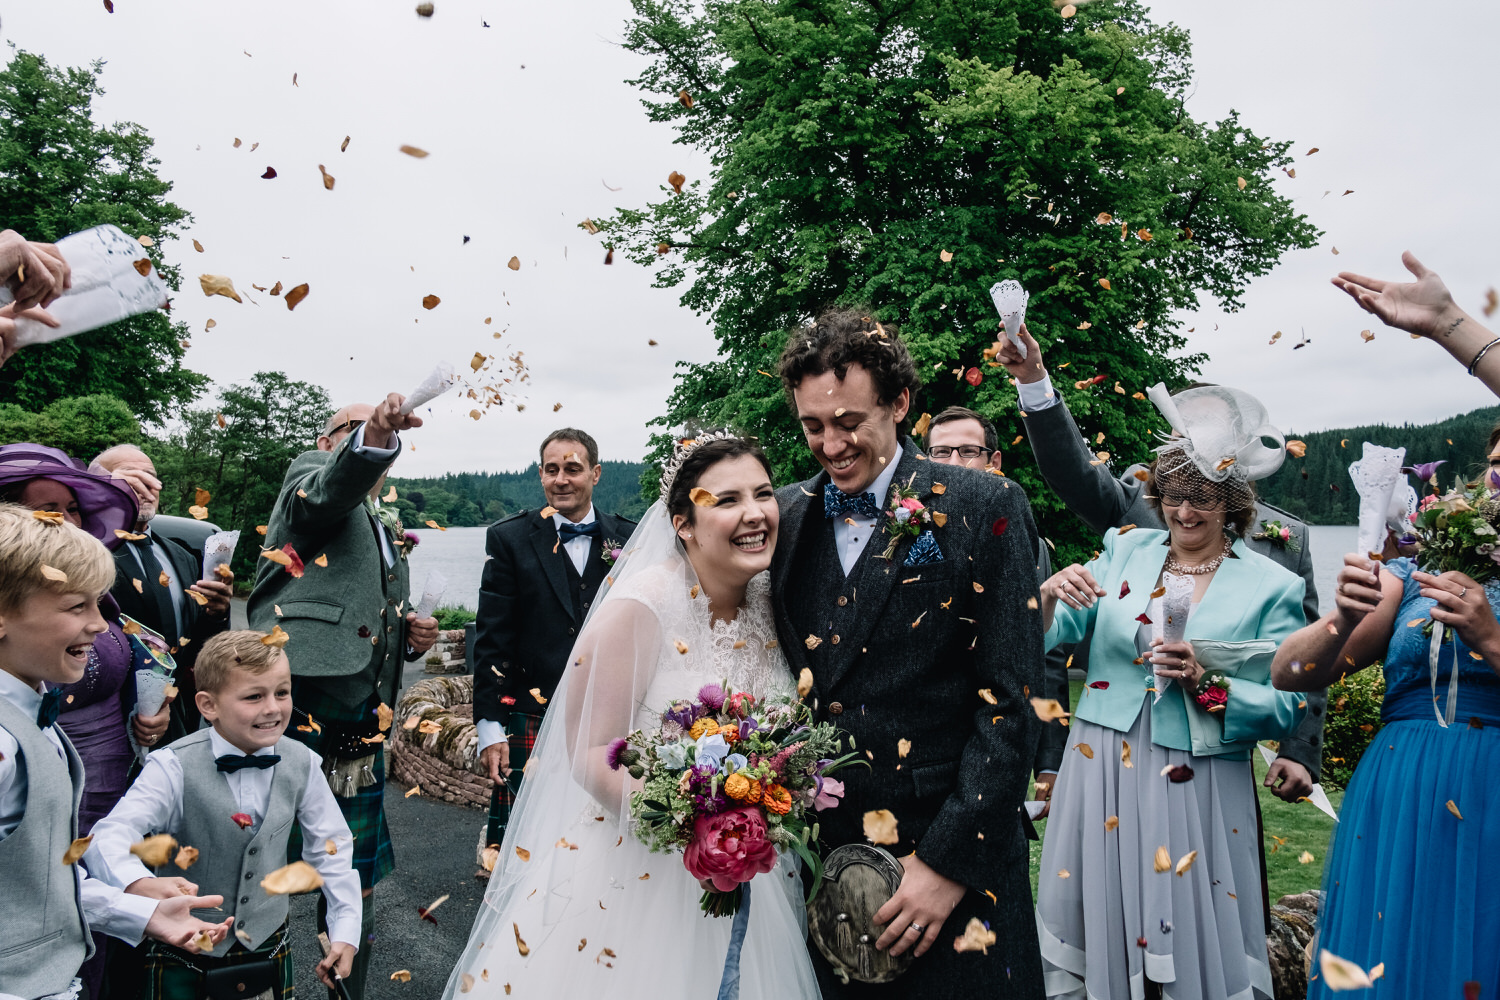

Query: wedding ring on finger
left=1460, top=586, right=1469, bottom=598
left=907, top=924, right=926, bottom=935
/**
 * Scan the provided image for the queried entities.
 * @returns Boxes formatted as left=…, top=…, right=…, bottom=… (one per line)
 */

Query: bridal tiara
left=658, top=428, right=743, bottom=498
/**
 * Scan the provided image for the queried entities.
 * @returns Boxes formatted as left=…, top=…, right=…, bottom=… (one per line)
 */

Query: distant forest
left=1257, top=405, right=1500, bottom=523
left=386, top=462, right=649, bottom=528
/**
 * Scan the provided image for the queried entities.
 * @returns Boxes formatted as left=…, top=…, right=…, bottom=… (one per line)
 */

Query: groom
left=771, top=310, right=1045, bottom=999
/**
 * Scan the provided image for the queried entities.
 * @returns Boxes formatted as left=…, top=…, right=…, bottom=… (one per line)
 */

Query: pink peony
left=683, top=807, right=778, bottom=892
left=899, top=497, right=925, bottom=512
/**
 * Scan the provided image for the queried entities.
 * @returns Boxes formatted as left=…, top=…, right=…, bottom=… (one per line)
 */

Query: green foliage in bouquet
left=1410, top=481, right=1500, bottom=584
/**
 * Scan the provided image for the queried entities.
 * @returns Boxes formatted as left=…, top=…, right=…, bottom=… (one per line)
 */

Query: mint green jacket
left=1044, top=528, right=1308, bottom=759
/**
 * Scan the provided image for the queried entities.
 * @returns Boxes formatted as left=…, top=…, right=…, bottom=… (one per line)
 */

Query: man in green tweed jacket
left=248, top=392, right=439, bottom=1000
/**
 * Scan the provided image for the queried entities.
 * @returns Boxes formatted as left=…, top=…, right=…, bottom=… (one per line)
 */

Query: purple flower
left=737, top=718, right=760, bottom=741
left=403, top=531, right=421, bottom=549
left=1403, top=460, right=1447, bottom=484
left=697, top=683, right=726, bottom=711
left=663, top=700, right=696, bottom=730
left=813, top=776, right=845, bottom=811
left=605, top=737, right=629, bottom=771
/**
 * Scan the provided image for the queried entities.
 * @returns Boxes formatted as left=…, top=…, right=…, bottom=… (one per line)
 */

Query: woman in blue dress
left=1273, top=551, right=1500, bottom=996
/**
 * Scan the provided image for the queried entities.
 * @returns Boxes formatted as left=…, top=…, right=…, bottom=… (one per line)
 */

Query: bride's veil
left=442, top=497, right=727, bottom=992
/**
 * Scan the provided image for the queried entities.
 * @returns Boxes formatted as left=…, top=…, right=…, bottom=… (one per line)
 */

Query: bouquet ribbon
left=1429, top=624, right=1460, bottom=729
left=716, top=881, right=751, bottom=1000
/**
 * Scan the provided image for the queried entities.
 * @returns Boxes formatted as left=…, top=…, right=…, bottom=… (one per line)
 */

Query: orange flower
left=741, top=779, right=763, bottom=805
left=688, top=718, right=715, bottom=741
left=762, top=783, right=793, bottom=815
left=724, top=773, right=753, bottom=801
left=719, top=725, right=740, bottom=745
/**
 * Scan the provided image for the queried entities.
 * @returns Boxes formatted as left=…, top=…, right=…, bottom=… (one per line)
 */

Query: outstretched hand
left=993, top=321, right=1047, bottom=385
left=364, top=393, right=423, bottom=449
left=143, top=893, right=234, bottom=951
left=1332, top=251, right=1457, bottom=339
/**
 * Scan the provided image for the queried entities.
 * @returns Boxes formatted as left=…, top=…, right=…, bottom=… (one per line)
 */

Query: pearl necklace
left=1164, top=536, right=1232, bottom=576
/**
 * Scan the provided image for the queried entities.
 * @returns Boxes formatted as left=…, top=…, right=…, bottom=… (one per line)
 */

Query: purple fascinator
left=0, top=442, right=139, bottom=549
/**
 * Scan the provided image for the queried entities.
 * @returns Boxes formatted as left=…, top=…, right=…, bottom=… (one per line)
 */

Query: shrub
left=433, top=605, right=477, bottom=631
left=1320, top=665, right=1386, bottom=789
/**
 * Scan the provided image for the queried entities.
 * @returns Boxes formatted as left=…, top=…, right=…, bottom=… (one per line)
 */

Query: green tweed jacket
left=247, top=439, right=415, bottom=710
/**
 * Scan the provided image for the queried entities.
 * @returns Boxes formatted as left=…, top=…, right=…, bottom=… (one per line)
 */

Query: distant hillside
left=1257, top=406, right=1500, bottom=524
left=386, top=461, right=649, bottom=527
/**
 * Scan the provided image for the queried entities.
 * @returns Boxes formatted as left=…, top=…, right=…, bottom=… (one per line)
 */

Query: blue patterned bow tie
left=558, top=520, right=600, bottom=541
left=216, top=753, right=281, bottom=773
left=36, top=687, right=64, bottom=730
left=823, top=483, right=882, bottom=520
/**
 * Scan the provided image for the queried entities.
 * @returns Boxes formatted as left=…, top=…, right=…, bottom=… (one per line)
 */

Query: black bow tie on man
left=557, top=520, right=600, bottom=541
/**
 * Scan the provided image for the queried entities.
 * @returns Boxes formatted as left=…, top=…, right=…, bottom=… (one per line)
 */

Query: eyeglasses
left=927, top=445, right=992, bottom=461
left=327, top=418, right=365, bottom=438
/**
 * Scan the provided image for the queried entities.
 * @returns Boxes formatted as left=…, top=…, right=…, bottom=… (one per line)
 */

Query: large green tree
left=598, top=0, right=1318, bottom=561
left=0, top=50, right=205, bottom=423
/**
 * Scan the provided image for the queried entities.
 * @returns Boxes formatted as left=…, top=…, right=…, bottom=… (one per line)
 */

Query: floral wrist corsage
left=1194, top=670, right=1231, bottom=714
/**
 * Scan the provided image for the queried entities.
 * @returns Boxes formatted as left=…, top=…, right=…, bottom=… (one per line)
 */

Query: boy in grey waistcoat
left=88, top=630, right=361, bottom=999
left=0, top=504, right=232, bottom=1000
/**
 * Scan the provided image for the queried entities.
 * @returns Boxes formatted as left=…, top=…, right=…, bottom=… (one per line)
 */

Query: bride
left=444, top=433, right=821, bottom=999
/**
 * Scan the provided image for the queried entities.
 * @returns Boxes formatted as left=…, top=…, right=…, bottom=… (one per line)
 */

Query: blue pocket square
left=903, top=531, right=943, bottom=567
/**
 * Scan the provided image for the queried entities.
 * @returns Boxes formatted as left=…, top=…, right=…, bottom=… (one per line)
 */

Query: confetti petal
left=1153, top=846, right=1171, bottom=872
left=199, top=274, right=243, bottom=303
left=61, top=835, right=93, bottom=865
left=284, top=283, right=310, bottom=311
left=1174, top=850, right=1198, bottom=876
left=129, top=834, right=179, bottom=867
left=953, top=917, right=996, bottom=954
left=260, top=860, right=324, bottom=895
left=1317, top=949, right=1375, bottom=990
left=862, top=809, right=899, bottom=845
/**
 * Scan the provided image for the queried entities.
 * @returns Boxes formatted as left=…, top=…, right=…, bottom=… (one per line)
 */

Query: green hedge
left=433, top=605, right=477, bottom=631
left=1320, top=665, right=1386, bottom=789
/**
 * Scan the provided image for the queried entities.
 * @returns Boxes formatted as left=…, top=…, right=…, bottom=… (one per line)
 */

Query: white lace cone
left=5, top=225, right=170, bottom=348
left=1349, top=442, right=1406, bottom=558
left=200, top=529, right=239, bottom=579
left=989, top=279, right=1029, bottom=359
left=1152, top=573, right=1195, bottom=703
left=399, top=361, right=458, bottom=414
left=412, top=568, right=447, bottom=621
left=135, top=667, right=172, bottom=718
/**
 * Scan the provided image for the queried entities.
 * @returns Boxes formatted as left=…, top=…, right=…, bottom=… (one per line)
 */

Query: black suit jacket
left=110, top=529, right=230, bottom=732
left=473, top=509, right=637, bottom=722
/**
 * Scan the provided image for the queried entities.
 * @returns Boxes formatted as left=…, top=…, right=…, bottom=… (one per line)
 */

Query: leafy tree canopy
left=0, top=49, right=206, bottom=424
left=598, top=0, right=1319, bottom=562
left=0, top=393, right=140, bottom=458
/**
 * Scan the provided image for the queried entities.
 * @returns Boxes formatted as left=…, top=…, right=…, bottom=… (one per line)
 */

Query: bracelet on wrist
left=1468, top=335, right=1500, bottom=376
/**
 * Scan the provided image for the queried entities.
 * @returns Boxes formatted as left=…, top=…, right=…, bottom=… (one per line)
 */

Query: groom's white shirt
left=475, top=503, right=598, bottom=754
left=831, top=449, right=900, bottom=576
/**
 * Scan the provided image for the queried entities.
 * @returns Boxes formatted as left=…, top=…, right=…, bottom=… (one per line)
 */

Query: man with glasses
left=249, top=394, right=440, bottom=1000
left=923, top=406, right=1069, bottom=817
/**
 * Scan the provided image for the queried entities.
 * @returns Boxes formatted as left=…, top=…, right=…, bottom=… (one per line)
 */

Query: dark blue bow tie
left=216, top=753, right=281, bottom=773
left=823, top=483, right=882, bottom=520
left=558, top=520, right=600, bottom=541
left=36, top=687, right=64, bottom=730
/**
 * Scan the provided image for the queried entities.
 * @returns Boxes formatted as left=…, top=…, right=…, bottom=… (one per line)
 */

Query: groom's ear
left=890, top=387, right=911, bottom=425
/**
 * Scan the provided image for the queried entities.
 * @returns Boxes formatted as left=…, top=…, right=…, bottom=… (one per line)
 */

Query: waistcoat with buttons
left=0, top=696, right=90, bottom=997
left=784, top=507, right=883, bottom=700
left=157, top=730, right=310, bottom=956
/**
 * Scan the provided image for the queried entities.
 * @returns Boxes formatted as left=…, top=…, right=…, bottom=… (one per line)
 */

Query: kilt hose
left=485, top=710, right=544, bottom=847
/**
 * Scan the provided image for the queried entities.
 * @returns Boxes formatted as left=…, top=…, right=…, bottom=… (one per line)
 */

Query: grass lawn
left=1028, top=679, right=1343, bottom=904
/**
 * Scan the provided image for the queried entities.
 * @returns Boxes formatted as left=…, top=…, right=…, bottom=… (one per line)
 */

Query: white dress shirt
left=350, top=424, right=400, bottom=569
left=830, top=451, right=901, bottom=576
left=1017, top=373, right=1061, bottom=414
left=475, top=503, right=599, bottom=754
left=0, top=670, right=157, bottom=946
left=85, top=727, right=364, bottom=948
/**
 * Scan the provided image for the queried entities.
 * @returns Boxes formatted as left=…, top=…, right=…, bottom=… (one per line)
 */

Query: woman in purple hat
left=0, top=442, right=176, bottom=999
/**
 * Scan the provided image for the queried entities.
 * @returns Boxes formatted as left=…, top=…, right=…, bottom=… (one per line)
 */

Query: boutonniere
left=879, top=475, right=934, bottom=561
left=600, top=538, right=624, bottom=568
left=367, top=501, right=413, bottom=561
left=1251, top=519, right=1300, bottom=552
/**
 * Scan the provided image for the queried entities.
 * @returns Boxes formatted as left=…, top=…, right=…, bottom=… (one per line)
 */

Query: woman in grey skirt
left=1034, top=386, right=1309, bottom=1000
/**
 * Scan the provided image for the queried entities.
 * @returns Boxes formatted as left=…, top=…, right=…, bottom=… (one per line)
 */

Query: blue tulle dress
left=1310, top=558, right=1500, bottom=998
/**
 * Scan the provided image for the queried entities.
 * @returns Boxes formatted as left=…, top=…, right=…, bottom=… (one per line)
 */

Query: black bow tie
left=36, top=687, right=64, bottom=730
left=216, top=753, right=281, bottom=773
left=558, top=520, right=600, bottom=541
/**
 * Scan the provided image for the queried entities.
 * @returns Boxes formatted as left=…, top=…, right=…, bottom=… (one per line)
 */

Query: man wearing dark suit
left=923, top=406, right=1072, bottom=816
left=771, top=311, right=1045, bottom=1000
left=997, top=323, right=1326, bottom=805
left=472, top=428, right=637, bottom=847
left=90, top=444, right=233, bottom=741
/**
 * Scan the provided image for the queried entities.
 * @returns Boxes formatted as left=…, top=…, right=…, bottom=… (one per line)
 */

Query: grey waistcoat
left=0, top=696, right=90, bottom=998
left=157, top=731, right=310, bottom=957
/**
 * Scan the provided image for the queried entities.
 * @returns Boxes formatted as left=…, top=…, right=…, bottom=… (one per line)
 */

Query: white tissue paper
left=201, top=529, right=240, bottom=580
left=413, top=569, right=447, bottom=621
left=988, top=279, right=1029, bottom=359
left=3, top=225, right=171, bottom=347
left=134, top=667, right=172, bottom=719
left=399, top=362, right=459, bottom=414
left=1256, top=744, right=1338, bottom=821
left=1349, top=442, right=1407, bottom=560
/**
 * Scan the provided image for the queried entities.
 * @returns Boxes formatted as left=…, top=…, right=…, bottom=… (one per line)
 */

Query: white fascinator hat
left=1145, top=383, right=1287, bottom=508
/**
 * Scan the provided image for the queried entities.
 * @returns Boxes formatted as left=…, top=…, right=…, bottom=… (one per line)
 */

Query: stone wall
left=390, top=675, right=489, bottom=810
left=422, top=628, right=469, bottom=676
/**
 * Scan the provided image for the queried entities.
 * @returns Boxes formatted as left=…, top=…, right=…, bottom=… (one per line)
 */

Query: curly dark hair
left=665, top=437, right=774, bottom=526
left=777, top=308, right=920, bottom=411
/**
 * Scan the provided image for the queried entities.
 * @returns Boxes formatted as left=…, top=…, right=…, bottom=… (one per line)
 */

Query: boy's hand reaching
left=316, top=942, right=357, bottom=987
left=144, top=893, right=234, bottom=950
left=126, top=875, right=198, bottom=899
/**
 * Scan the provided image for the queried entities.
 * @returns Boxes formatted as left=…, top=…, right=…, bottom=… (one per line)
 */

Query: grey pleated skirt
left=1035, top=697, right=1272, bottom=1000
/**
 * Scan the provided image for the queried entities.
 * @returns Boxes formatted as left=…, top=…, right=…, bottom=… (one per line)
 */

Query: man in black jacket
left=472, top=428, right=637, bottom=846
left=772, top=312, right=1045, bottom=999
left=91, top=444, right=232, bottom=739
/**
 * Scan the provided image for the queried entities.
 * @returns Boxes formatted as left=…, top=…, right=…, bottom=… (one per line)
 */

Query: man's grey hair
left=539, top=428, right=599, bottom=468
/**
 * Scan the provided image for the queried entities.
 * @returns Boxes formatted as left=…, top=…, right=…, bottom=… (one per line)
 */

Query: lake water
left=408, top=523, right=1362, bottom=618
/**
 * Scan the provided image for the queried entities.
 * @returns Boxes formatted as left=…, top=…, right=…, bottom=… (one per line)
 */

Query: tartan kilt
left=142, top=922, right=294, bottom=1000
left=485, top=710, right=544, bottom=847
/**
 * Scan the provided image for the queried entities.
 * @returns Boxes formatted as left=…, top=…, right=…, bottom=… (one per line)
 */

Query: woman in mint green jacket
left=1033, top=464, right=1308, bottom=1000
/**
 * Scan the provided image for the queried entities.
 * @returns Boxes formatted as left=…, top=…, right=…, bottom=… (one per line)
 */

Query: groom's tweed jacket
left=774, top=438, right=1045, bottom=996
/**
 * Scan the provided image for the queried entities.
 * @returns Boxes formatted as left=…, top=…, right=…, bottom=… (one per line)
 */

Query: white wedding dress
left=444, top=502, right=820, bottom=999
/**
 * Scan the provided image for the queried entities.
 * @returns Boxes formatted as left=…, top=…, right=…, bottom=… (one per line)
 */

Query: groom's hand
left=481, top=742, right=511, bottom=784
left=873, top=854, right=966, bottom=959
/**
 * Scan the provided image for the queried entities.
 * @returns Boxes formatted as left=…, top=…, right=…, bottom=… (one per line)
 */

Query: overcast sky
left=5, top=0, right=1497, bottom=475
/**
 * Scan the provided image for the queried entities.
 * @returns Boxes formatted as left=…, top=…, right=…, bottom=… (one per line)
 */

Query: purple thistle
left=697, top=683, right=726, bottom=711
left=403, top=531, right=421, bottom=549
left=605, top=737, right=628, bottom=771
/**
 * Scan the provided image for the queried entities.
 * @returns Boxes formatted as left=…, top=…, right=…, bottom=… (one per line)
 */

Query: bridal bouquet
left=1408, top=481, right=1500, bottom=585
left=610, top=683, right=857, bottom=917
